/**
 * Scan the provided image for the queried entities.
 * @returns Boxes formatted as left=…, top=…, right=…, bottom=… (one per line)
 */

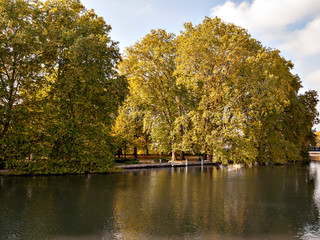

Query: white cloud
left=211, top=0, right=320, bottom=59
left=211, top=0, right=320, bottom=33
left=305, top=68, right=320, bottom=85
left=280, top=18, right=320, bottom=57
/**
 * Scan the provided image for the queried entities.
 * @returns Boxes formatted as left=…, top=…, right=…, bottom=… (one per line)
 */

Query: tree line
left=114, top=19, right=319, bottom=164
left=0, top=0, right=318, bottom=174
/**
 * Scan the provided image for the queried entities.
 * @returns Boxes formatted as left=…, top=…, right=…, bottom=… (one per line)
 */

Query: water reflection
left=0, top=165, right=318, bottom=239
left=300, top=162, right=320, bottom=239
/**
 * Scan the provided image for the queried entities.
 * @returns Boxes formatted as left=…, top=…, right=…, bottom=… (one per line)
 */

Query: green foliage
left=116, top=17, right=318, bottom=164
left=112, top=100, right=149, bottom=156
left=0, top=0, right=127, bottom=173
left=0, top=0, right=43, bottom=168
left=117, top=29, right=195, bottom=158
left=1, top=2, right=317, bottom=172
left=173, top=17, right=318, bottom=164
left=6, top=156, right=115, bottom=175
left=315, top=132, right=320, bottom=148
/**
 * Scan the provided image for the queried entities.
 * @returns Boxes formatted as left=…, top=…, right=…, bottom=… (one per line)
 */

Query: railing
left=310, top=147, right=320, bottom=151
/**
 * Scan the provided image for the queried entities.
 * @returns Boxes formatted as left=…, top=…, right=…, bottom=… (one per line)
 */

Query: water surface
left=1, top=163, right=320, bottom=239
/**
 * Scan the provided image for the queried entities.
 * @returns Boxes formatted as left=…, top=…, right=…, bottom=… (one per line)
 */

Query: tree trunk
left=172, top=151, right=177, bottom=161
left=180, top=151, right=185, bottom=160
left=203, top=152, right=207, bottom=160
left=145, top=135, right=149, bottom=155
left=117, top=148, right=122, bottom=159
left=133, top=146, right=138, bottom=159
left=207, top=154, right=213, bottom=161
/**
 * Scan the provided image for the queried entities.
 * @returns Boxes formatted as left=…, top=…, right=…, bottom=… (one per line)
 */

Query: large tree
left=118, top=29, right=194, bottom=160
left=0, top=0, right=127, bottom=173
left=0, top=0, right=44, bottom=168
left=117, top=17, right=318, bottom=164
left=37, top=0, right=126, bottom=170
left=175, top=17, right=312, bottom=163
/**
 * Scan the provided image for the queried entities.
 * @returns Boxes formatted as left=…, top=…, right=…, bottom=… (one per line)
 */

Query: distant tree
left=315, top=131, right=320, bottom=148
left=113, top=101, right=149, bottom=159
left=284, top=90, right=319, bottom=160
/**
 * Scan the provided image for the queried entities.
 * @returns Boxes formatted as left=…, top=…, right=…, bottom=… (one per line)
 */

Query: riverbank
left=0, top=161, right=217, bottom=175
left=0, top=157, right=312, bottom=176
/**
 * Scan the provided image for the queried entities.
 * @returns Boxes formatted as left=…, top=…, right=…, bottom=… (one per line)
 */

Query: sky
left=82, top=0, right=320, bottom=129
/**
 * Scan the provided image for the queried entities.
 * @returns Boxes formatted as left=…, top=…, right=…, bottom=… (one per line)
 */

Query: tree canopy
left=117, top=17, right=319, bottom=164
left=0, top=0, right=127, bottom=173
left=0, top=1, right=318, bottom=174
left=116, top=29, right=195, bottom=160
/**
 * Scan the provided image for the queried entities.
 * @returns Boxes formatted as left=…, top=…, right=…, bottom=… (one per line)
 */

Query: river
left=1, top=163, right=320, bottom=239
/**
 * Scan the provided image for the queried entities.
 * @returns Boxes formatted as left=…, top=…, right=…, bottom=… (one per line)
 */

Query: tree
left=1, top=0, right=127, bottom=173
left=112, top=100, right=150, bottom=159
left=175, top=17, right=307, bottom=163
left=315, top=131, right=320, bottom=148
left=118, top=29, right=194, bottom=160
left=0, top=0, right=44, bottom=168
left=282, top=90, right=319, bottom=160
left=35, top=0, right=127, bottom=172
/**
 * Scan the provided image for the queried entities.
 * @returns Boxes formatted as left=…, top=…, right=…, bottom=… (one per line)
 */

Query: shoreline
left=0, top=159, right=313, bottom=176
left=0, top=161, right=218, bottom=176
left=116, top=160, right=220, bottom=170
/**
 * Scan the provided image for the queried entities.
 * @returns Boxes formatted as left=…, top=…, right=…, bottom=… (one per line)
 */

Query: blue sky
left=82, top=0, right=320, bottom=129
left=81, top=0, right=244, bottom=51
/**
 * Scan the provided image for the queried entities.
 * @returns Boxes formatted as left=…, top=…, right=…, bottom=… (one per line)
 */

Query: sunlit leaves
left=117, top=29, right=191, bottom=155
left=175, top=17, right=315, bottom=163
left=116, top=17, right=318, bottom=164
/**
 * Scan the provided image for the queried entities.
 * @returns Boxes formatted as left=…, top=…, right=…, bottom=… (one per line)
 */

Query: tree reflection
left=107, top=166, right=316, bottom=239
left=0, top=166, right=318, bottom=240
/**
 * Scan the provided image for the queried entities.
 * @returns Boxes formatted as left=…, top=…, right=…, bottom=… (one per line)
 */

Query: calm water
left=1, top=163, right=320, bottom=240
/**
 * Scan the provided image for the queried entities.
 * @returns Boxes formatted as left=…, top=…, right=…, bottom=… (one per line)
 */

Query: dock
left=116, top=160, right=219, bottom=169
left=310, top=151, right=320, bottom=161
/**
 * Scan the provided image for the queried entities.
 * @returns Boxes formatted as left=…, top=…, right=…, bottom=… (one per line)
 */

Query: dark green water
left=1, top=163, right=320, bottom=240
